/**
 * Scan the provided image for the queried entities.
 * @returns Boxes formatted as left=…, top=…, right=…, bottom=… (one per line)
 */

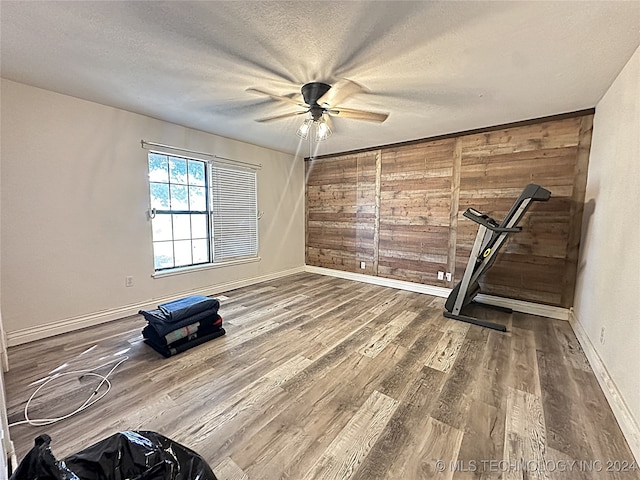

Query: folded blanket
left=164, top=322, right=200, bottom=344
left=139, top=309, right=219, bottom=338
left=145, top=328, right=226, bottom=358
left=158, top=295, right=219, bottom=323
left=142, top=315, right=223, bottom=347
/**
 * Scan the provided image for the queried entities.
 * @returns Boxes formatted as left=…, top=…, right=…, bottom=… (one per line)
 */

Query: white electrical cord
left=8, top=356, right=128, bottom=428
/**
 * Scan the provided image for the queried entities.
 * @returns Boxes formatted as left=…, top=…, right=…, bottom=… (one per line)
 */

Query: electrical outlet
left=437, top=271, right=444, bottom=280
left=445, top=272, right=452, bottom=282
left=125, top=276, right=134, bottom=287
left=360, top=261, right=366, bottom=269
left=600, top=327, right=606, bottom=345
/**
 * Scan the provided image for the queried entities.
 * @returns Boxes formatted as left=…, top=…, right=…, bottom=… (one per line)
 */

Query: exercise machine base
left=443, top=311, right=507, bottom=332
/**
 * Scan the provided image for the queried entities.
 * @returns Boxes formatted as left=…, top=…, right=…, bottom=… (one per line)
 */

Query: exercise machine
left=444, top=184, right=551, bottom=331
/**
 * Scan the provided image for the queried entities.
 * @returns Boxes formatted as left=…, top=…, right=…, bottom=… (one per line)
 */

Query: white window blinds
left=210, top=164, right=258, bottom=262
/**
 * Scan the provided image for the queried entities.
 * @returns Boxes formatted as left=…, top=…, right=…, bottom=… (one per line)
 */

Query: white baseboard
left=569, top=310, right=640, bottom=463
left=304, top=265, right=569, bottom=320
left=304, top=265, right=452, bottom=298
left=6, top=266, right=305, bottom=347
left=475, top=293, right=569, bottom=320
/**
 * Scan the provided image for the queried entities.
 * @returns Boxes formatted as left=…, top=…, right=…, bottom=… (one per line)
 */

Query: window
left=148, top=152, right=258, bottom=271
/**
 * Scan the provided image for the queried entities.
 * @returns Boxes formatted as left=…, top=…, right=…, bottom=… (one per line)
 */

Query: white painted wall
left=0, top=81, right=9, bottom=474
left=0, top=79, right=305, bottom=343
left=574, top=46, right=640, bottom=453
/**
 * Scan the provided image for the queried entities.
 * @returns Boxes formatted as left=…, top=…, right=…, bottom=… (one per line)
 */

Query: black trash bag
left=9, top=434, right=77, bottom=480
left=10, top=431, right=218, bottom=480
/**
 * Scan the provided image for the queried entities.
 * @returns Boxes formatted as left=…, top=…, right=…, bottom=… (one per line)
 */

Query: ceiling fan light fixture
left=315, top=119, right=332, bottom=142
left=296, top=118, right=313, bottom=139
left=251, top=80, right=385, bottom=143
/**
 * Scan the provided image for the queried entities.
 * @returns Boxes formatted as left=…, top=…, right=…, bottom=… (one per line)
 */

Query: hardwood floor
left=5, top=273, right=639, bottom=479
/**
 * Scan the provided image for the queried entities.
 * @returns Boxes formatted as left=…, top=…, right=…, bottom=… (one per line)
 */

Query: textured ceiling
left=1, top=1, right=639, bottom=157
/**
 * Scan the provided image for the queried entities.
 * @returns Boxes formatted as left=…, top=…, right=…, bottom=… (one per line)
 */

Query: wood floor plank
left=453, top=400, right=505, bottom=479
left=536, top=348, right=595, bottom=463
left=551, top=321, right=592, bottom=372
left=503, top=386, right=549, bottom=480
left=453, top=331, right=510, bottom=479
left=376, top=311, right=445, bottom=401
left=358, top=310, right=417, bottom=358
left=472, top=329, right=512, bottom=408
left=531, top=318, right=598, bottom=464
left=352, top=367, right=447, bottom=480
left=4, top=273, right=637, bottom=480
left=544, top=447, right=593, bottom=480
left=430, top=326, right=489, bottom=431
left=116, top=393, right=179, bottom=430
left=213, top=457, right=248, bottom=480
left=569, top=366, right=640, bottom=480
left=505, top=325, right=542, bottom=397
left=170, top=354, right=312, bottom=449
left=302, top=286, right=403, bottom=361
left=425, top=320, right=470, bottom=373
left=236, top=343, right=405, bottom=479
left=301, top=390, right=398, bottom=480
left=182, top=316, right=407, bottom=477
left=389, top=415, right=464, bottom=480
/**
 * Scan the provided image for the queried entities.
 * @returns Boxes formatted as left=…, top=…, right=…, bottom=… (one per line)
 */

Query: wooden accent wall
left=305, top=114, right=593, bottom=307
left=306, top=152, right=379, bottom=275
left=378, top=140, right=454, bottom=285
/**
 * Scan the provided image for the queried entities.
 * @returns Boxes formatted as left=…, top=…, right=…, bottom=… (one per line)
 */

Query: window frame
left=147, top=150, right=259, bottom=275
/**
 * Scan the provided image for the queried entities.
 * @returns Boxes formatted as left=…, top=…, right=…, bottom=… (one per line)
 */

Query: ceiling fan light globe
left=296, top=118, right=313, bottom=139
left=315, top=120, right=332, bottom=142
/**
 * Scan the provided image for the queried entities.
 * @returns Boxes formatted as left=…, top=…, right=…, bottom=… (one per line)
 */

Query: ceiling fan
left=246, top=79, right=389, bottom=142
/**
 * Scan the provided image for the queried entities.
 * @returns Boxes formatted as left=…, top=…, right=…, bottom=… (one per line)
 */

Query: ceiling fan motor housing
left=301, top=82, right=331, bottom=107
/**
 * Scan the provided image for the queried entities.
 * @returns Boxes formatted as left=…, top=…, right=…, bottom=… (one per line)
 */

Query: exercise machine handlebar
left=463, top=209, right=523, bottom=233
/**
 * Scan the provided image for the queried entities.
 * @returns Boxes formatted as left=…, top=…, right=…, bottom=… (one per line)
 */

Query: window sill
left=152, top=256, right=261, bottom=279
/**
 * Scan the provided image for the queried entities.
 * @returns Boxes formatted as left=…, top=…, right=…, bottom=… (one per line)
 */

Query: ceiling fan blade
left=323, top=114, right=335, bottom=133
left=327, top=107, right=389, bottom=123
left=255, top=110, right=308, bottom=122
left=246, top=87, right=305, bottom=107
left=318, top=78, right=367, bottom=107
